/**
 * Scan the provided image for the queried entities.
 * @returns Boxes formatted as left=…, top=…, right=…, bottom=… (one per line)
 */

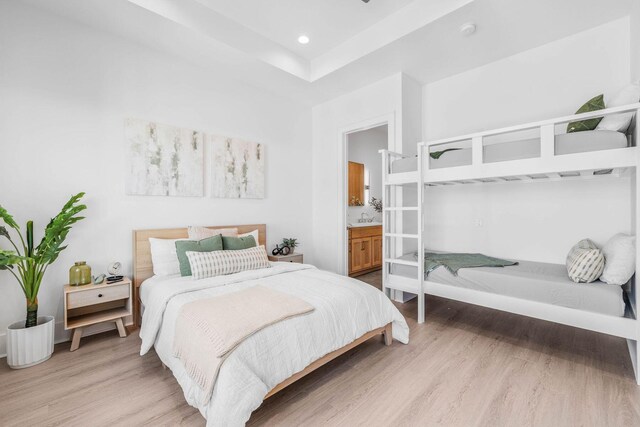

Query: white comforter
left=139, top=263, right=409, bottom=427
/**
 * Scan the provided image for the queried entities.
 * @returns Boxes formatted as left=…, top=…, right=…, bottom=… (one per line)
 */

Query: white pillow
left=187, top=226, right=238, bottom=240
left=600, top=234, right=636, bottom=285
left=596, top=82, right=640, bottom=133
left=239, top=229, right=259, bottom=244
left=148, top=237, right=187, bottom=276
left=186, top=245, right=271, bottom=280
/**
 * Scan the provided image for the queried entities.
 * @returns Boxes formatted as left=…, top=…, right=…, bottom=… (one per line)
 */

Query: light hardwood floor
left=2, top=269, right=639, bottom=426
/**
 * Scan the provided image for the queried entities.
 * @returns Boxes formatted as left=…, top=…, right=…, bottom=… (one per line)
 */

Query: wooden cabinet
left=348, top=161, right=365, bottom=205
left=348, top=225, right=383, bottom=277
left=372, top=235, right=383, bottom=267
left=351, top=237, right=373, bottom=272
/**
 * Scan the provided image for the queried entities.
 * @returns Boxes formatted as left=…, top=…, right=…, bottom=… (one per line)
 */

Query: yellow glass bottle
left=69, top=261, right=92, bottom=286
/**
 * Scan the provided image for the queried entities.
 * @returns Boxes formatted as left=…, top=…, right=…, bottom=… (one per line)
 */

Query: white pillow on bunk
left=566, top=239, right=605, bottom=283
left=596, top=82, right=640, bottom=133
left=600, top=234, right=636, bottom=286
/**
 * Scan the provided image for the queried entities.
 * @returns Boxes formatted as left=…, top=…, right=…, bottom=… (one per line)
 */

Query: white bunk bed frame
left=380, top=103, right=640, bottom=383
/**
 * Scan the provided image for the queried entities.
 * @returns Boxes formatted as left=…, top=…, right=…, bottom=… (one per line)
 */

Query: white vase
left=6, top=315, right=55, bottom=369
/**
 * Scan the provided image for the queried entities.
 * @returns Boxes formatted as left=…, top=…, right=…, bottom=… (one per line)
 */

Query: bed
left=133, top=225, right=409, bottom=427
left=390, top=130, right=629, bottom=173
left=390, top=252, right=626, bottom=317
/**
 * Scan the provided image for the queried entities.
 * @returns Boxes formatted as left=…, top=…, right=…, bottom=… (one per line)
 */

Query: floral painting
left=210, top=135, right=264, bottom=199
left=125, top=118, right=204, bottom=197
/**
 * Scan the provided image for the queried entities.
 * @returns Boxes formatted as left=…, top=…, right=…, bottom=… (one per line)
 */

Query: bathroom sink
left=348, top=222, right=382, bottom=228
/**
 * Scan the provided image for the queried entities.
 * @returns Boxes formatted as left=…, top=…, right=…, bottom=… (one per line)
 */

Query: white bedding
left=391, top=253, right=625, bottom=317
left=139, top=262, right=409, bottom=427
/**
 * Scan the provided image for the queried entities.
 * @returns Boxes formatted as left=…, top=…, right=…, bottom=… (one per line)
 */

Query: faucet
left=359, top=212, right=372, bottom=223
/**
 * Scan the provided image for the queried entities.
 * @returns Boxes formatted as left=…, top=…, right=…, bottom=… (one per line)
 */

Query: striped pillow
left=566, top=239, right=605, bottom=283
left=186, top=245, right=271, bottom=280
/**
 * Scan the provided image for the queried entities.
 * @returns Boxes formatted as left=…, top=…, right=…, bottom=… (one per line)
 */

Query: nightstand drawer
left=268, top=253, right=303, bottom=263
left=67, top=284, right=129, bottom=309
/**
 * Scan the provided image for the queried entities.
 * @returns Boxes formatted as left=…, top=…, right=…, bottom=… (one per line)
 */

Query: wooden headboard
left=132, top=224, right=266, bottom=326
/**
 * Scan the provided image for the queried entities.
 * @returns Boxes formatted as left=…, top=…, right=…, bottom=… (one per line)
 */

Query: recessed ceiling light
left=298, top=35, right=310, bottom=45
left=460, top=23, right=477, bottom=36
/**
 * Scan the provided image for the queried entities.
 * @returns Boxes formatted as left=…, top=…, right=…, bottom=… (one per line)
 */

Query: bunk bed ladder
left=380, top=148, right=426, bottom=324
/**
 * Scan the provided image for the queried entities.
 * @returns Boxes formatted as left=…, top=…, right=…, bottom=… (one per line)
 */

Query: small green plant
left=282, top=238, right=298, bottom=249
left=0, top=193, right=87, bottom=328
left=369, top=197, right=383, bottom=213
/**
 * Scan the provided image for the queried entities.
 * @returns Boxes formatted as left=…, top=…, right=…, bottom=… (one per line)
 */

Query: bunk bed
left=380, top=103, right=640, bottom=383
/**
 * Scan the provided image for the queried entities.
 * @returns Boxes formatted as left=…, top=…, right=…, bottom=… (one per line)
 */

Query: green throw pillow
left=222, top=235, right=257, bottom=250
left=175, top=235, right=223, bottom=276
left=566, top=94, right=605, bottom=133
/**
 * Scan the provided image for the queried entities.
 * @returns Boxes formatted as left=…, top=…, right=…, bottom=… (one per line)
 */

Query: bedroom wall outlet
left=475, top=219, right=483, bottom=227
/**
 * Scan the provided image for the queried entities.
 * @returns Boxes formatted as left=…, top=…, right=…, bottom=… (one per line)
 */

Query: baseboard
left=0, top=332, right=6, bottom=358
left=1, top=319, right=119, bottom=359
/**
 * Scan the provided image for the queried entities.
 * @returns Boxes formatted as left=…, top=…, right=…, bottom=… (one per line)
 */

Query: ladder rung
left=384, top=258, right=419, bottom=266
left=384, top=233, right=419, bottom=239
left=384, top=207, right=418, bottom=211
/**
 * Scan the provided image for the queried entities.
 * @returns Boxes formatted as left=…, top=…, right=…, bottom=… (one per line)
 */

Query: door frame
left=338, top=112, right=400, bottom=276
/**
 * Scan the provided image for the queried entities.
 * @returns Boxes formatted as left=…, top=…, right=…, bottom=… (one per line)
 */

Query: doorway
left=345, top=124, right=388, bottom=277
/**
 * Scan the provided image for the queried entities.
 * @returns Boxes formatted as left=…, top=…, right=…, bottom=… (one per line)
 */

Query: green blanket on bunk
left=413, top=252, right=518, bottom=276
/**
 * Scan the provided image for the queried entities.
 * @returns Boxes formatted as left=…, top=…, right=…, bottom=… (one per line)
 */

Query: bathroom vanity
left=348, top=225, right=382, bottom=277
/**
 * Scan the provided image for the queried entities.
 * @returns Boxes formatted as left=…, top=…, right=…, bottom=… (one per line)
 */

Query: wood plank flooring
left=1, top=270, right=639, bottom=426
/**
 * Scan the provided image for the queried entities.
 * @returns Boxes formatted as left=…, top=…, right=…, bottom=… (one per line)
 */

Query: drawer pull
left=98, top=294, right=103, bottom=298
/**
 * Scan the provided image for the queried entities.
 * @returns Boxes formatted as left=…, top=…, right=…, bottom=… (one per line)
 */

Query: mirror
left=348, top=161, right=364, bottom=206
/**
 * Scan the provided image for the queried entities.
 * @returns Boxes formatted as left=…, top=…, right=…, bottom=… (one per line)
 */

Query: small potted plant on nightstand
left=282, top=238, right=299, bottom=254
left=0, top=193, right=86, bottom=368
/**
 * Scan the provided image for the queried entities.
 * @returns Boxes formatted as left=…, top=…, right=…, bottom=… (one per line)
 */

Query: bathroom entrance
left=345, top=124, right=387, bottom=277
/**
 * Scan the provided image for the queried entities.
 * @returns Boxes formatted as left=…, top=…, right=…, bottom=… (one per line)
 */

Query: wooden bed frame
left=132, top=224, right=393, bottom=400
left=132, top=224, right=267, bottom=326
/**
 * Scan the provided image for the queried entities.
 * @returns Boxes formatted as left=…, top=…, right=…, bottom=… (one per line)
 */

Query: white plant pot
left=6, top=315, right=55, bottom=369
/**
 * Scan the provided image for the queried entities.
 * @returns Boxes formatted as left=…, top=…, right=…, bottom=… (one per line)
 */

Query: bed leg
left=628, top=339, right=640, bottom=385
left=383, top=323, right=392, bottom=346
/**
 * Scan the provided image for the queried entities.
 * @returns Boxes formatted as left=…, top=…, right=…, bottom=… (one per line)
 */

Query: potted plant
left=369, top=197, right=383, bottom=214
left=0, top=193, right=86, bottom=368
left=282, top=238, right=299, bottom=254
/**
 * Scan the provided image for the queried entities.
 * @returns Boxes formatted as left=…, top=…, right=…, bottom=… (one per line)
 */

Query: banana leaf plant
left=0, top=193, right=86, bottom=328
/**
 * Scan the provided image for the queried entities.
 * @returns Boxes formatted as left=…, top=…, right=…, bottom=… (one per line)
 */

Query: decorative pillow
left=222, top=235, right=257, bottom=250
left=600, top=234, right=636, bottom=285
left=239, top=229, right=259, bottom=244
left=149, top=237, right=188, bottom=276
left=566, top=94, right=605, bottom=133
left=186, top=245, right=271, bottom=280
left=596, top=83, right=640, bottom=133
left=175, top=235, right=224, bottom=277
left=566, top=239, right=605, bottom=283
left=187, top=226, right=238, bottom=240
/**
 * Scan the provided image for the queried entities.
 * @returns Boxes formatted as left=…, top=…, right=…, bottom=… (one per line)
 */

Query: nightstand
left=64, top=278, right=132, bottom=351
left=268, top=253, right=303, bottom=263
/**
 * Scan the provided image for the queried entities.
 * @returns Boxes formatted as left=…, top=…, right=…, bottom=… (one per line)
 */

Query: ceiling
left=194, top=0, right=416, bottom=60
left=20, top=0, right=635, bottom=106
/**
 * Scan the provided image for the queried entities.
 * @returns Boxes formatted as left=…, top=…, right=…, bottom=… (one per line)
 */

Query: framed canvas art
left=125, top=118, right=204, bottom=197
left=210, top=135, right=265, bottom=199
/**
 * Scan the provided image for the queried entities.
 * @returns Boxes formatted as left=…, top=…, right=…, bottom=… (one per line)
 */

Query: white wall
left=0, top=1, right=312, bottom=355
left=312, top=73, right=404, bottom=273
left=632, top=1, right=640, bottom=81
left=347, top=126, right=387, bottom=224
left=401, top=75, right=423, bottom=156
left=421, top=18, right=632, bottom=264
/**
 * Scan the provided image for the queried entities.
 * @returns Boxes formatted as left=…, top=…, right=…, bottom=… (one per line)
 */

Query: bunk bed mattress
left=391, top=253, right=625, bottom=316
left=391, top=130, right=628, bottom=172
